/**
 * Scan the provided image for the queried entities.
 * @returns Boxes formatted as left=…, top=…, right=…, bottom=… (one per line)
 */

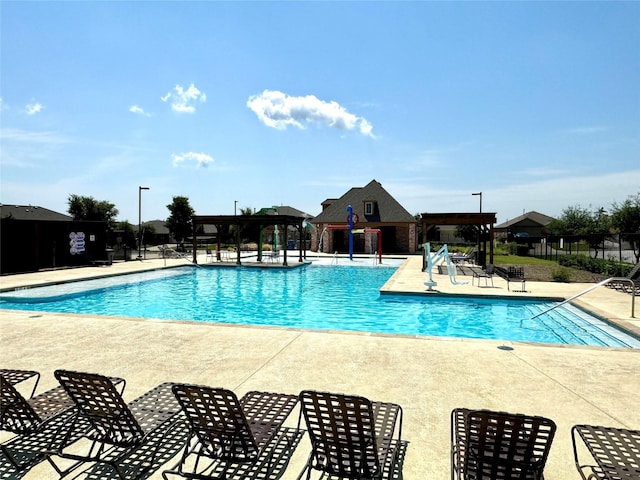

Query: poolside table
left=572, top=424, right=640, bottom=480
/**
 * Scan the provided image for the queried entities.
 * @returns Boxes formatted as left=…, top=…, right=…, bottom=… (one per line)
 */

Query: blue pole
left=347, top=204, right=353, bottom=260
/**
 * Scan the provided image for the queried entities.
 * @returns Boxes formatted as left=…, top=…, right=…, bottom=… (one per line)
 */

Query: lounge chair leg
left=295, top=457, right=314, bottom=480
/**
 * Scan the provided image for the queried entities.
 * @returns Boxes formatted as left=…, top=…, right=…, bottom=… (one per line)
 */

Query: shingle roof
left=144, top=219, right=170, bottom=234
left=261, top=205, right=313, bottom=218
left=0, top=204, right=72, bottom=221
left=311, top=179, right=415, bottom=224
left=144, top=219, right=216, bottom=235
left=495, top=211, right=555, bottom=229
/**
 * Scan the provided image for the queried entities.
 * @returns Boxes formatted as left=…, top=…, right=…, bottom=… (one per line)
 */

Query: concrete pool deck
left=1, top=254, right=639, bottom=479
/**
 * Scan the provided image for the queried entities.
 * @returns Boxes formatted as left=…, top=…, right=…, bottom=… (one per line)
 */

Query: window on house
left=364, top=201, right=374, bottom=215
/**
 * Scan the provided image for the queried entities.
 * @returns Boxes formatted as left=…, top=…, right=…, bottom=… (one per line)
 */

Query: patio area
left=1, top=254, right=638, bottom=479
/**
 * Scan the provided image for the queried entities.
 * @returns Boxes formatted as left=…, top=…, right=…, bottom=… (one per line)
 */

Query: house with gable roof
left=494, top=211, right=556, bottom=241
left=310, top=180, right=417, bottom=254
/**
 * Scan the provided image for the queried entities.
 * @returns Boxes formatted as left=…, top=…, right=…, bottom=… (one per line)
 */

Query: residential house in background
left=494, top=211, right=556, bottom=242
left=143, top=220, right=175, bottom=246
left=310, top=180, right=417, bottom=254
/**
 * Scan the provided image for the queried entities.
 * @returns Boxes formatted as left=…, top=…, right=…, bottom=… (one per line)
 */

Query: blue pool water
left=1, top=265, right=638, bottom=348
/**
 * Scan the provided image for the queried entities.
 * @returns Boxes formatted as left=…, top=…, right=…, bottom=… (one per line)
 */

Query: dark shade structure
left=1, top=205, right=109, bottom=274
left=420, top=212, right=497, bottom=266
left=191, top=214, right=307, bottom=266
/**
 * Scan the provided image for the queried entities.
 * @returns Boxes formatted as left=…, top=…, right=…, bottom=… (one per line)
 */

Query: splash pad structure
left=321, top=205, right=383, bottom=264
left=422, top=242, right=468, bottom=291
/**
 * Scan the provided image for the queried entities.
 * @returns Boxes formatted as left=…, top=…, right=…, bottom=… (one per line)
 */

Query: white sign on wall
left=69, top=232, right=86, bottom=255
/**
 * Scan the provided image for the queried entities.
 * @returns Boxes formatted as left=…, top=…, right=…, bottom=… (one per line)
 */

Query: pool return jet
left=423, top=242, right=468, bottom=291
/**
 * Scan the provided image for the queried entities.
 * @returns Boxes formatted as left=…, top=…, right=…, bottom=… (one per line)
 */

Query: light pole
left=137, top=186, right=150, bottom=260
left=472, top=192, right=482, bottom=265
left=472, top=192, right=482, bottom=214
left=234, top=200, right=238, bottom=216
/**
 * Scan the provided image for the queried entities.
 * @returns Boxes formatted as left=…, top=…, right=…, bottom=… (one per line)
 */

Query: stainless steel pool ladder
left=160, top=245, right=204, bottom=268
left=531, top=277, right=635, bottom=320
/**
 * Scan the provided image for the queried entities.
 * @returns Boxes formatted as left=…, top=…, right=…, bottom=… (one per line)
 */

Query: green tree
left=116, top=221, right=136, bottom=248
left=455, top=224, right=479, bottom=243
left=67, top=194, right=119, bottom=229
left=548, top=205, right=610, bottom=257
left=610, top=193, right=640, bottom=262
left=588, top=207, right=611, bottom=258
left=228, top=206, right=259, bottom=243
left=240, top=206, right=260, bottom=242
left=141, top=223, right=156, bottom=246
left=166, top=196, right=194, bottom=250
left=548, top=205, right=595, bottom=236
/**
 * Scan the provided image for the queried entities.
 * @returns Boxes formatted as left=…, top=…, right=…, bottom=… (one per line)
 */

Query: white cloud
left=171, top=151, right=214, bottom=167
left=161, top=83, right=206, bottom=113
left=0, top=128, right=71, bottom=168
left=0, top=128, right=68, bottom=144
left=563, top=126, right=608, bottom=135
left=246, top=89, right=375, bottom=138
left=25, top=101, right=44, bottom=115
left=129, top=105, right=151, bottom=117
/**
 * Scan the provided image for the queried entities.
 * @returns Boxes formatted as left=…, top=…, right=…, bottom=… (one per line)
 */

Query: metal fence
left=525, top=233, right=639, bottom=264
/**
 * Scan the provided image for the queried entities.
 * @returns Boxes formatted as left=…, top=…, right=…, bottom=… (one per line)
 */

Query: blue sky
left=1, top=1, right=638, bottom=225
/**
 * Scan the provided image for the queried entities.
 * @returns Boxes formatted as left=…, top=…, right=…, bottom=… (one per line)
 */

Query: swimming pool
left=1, top=265, right=638, bottom=348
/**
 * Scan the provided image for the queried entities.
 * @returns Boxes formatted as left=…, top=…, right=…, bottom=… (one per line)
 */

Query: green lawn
left=492, top=255, right=557, bottom=266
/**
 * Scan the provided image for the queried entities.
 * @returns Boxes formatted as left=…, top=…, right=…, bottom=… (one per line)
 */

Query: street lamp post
left=472, top=192, right=482, bottom=214
left=137, top=186, right=150, bottom=260
left=472, top=192, right=483, bottom=265
left=234, top=200, right=238, bottom=216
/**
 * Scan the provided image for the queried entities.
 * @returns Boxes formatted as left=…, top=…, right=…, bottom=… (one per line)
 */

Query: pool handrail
left=531, top=277, right=635, bottom=320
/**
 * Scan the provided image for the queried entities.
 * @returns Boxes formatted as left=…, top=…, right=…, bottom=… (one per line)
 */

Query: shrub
left=551, top=267, right=572, bottom=283
left=558, top=255, right=631, bottom=276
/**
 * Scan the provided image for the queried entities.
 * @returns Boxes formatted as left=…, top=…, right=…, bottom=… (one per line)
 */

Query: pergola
left=420, top=212, right=497, bottom=266
left=191, top=214, right=307, bottom=266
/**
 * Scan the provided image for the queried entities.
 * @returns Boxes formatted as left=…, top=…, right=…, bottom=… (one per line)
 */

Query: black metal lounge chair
left=606, top=262, right=640, bottom=295
left=0, top=369, right=40, bottom=400
left=572, top=424, right=640, bottom=480
left=162, top=384, right=300, bottom=480
left=1, top=369, right=124, bottom=474
left=451, top=247, right=477, bottom=265
left=46, top=369, right=183, bottom=480
left=296, top=389, right=404, bottom=480
left=494, top=266, right=527, bottom=292
left=451, top=408, right=556, bottom=480
left=471, top=264, right=495, bottom=288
